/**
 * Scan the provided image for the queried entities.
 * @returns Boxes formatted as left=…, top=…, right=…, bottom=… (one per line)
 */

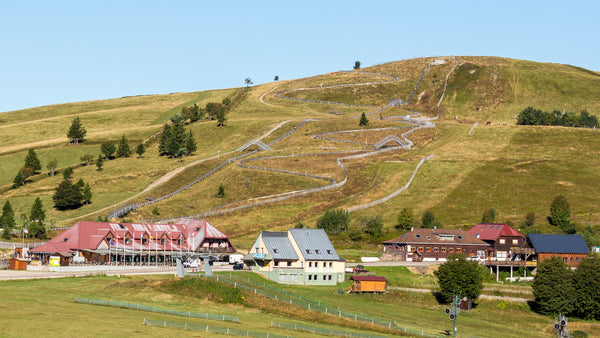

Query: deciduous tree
left=100, top=142, right=116, bottom=160
left=396, top=207, right=414, bottom=231
left=46, top=158, right=58, bottom=176
left=434, top=254, right=486, bottom=303
left=361, top=215, right=383, bottom=238
left=316, top=209, right=349, bottom=235
left=481, top=208, right=496, bottom=223
left=532, top=256, right=575, bottom=315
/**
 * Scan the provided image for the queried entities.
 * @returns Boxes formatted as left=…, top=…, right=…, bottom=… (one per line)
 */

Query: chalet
left=467, top=223, right=524, bottom=260
left=245, top=229, right=345, bottom=285
left=29, top=219, right=234, bottom=265
left=527, top=234, right=588, bottom=268
left=382, top=228, right=489, bottom=262
left=350, top=275, right=387, bottom=293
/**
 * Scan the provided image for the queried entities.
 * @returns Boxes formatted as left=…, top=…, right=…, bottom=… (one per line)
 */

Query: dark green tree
left=532, top=256, right=575, bottom=315
left=572, top=256, right=600, bottom=320
left=216, top=107, right=227, bottom=127
left=29, top=197, right=46, bottom=239
left=46, top=158, right=58, bottom=176
left=395, top=207, right=414, bottom=231
left=67, top=116, right=86, bottom=143
left=185, top=131, right=197, bottom=155
left=62, top=167, right=73, bottom=180
left=244, top=77, right=253, bottom=87
left=53, top=179, right=84, bottom=210
left=100, top=142, right=116, bottom=160
left=434, top=254, right=485, bottom=303
left=316, top=209, right=350, bottom=235
left=217, top=183, right=225, bottom=198
left=481, top=208, right=496, bottom=223
left=549, top=195, right=574, bottom=233
left=24, top=148, right=42, bottom=173
left=166, top=123, right=186, bottom=157
left=158, top=123, right=171, bottom=155
left=294, top=222, right=305, bottom=229
left=95, top=154, right=104, bottom=171
left=12, top=171, right=25, bottom=188
left=361, top=215, right=383, bottom=238
left=1, top=200, right=16, bottom=240
left=359, top=112, right=369, bottom=127
left=82, top=183, right=92, bottom=205
left=135, top=142, right=145, bottom=158
left=116, top=135, right=131, bottom=158
left=422, top=210, right=441, bottom=228
left=353, top=61, right=361, bottom=70
left=274, top=75, right=279, bottom=81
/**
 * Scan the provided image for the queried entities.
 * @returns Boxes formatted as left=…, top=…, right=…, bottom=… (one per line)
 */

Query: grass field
left=1, top=270, right=598, bottom=337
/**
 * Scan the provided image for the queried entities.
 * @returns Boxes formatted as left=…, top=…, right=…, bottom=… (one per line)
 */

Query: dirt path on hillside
left=60, top=120, right=292, bottom=224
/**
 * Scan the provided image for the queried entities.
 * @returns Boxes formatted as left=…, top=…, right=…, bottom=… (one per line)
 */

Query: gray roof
left=262, top=231, right=298, bottom=260
left=290, top=229, right=341, bottom=261
left=527, top=234, right=589, bottom=254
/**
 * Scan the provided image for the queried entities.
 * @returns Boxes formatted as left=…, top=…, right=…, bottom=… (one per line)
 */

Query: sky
left=1, top=1, right=598, bottom=113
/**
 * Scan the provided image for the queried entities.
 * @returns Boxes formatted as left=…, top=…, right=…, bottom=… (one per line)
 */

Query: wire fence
left=75, top=297, right=239, bottom=323
left=143, top=318, right=293, bottom=338
left=271, top=321, right=437, bottom=338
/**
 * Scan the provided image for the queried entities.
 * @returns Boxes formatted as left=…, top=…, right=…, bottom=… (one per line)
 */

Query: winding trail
left=140, top=57, right=460, bottom=222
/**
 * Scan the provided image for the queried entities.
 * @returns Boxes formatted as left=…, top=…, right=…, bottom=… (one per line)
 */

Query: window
left=576, top=257, right=580, bottom=262
left=119, top=224, right=125, bottom=229
left=448, top=248, right=454, bottom=253
left=287, top=261, right=292, bottom=267
left=570, top=257, right=574, bottom=262
left=161, top=239, right=165, bottom=245
left=441, top=247, right=446, bottom=253
left=309, top=262, right=312, bottom=267
left=426, top=247, right=431, bottom=253
left=177, top=239, right=181, bottom=245
left=329, top=262, right=332, bottom=268
left=306, top=249, right=312, bottom=254
left=499, top=239, right=506, bottom=244
left=512, top=239, right=519, bottom=245
left=62, top=238, right=68, bottom=242
left=457, top=248, right=462, bottom=253
left=457, top=235, right=463, bottom=240
left=323, top=275, right=327, bottom=280
left=315, top=249, right=321, bottom=254
left=274, top=261, right=279, bottom=266
left=142, top=237, right=147, bottom=245
left=416, top=234, right=421, bottom=238
left=434, top=247, right=439, bottom=253
left=418, top=247, right=424, bottom=253
left=426, top=236, right=431, bottom=240
left=327, top=250, right=332, bottom=254
left=273, top=248, right=279, bottom=253
left=308, top=275, right=312, bottom=280
left=328, top=275, right=332, bottom=280
left=125, top=238, right=130, bottom=244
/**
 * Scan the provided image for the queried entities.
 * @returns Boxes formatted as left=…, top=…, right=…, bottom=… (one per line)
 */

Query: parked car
left=183, top=260, right=199, bottom=268
left=233, top=263, right=244, bottom=271
left=352, top=265, right=368, bottom=274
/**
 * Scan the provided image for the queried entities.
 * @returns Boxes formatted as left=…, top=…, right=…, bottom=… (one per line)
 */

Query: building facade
left=467, top=223, right=524, bottom=260
left=30, top=219, right=234, bottom=265
left=382, top=228, right=489, bottom=262
left=527, top=234, right=589, bottom=268
left=245, top=229, right=345, bottom=285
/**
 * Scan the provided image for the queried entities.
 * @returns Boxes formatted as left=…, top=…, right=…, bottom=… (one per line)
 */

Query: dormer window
left=306, top=249, right=312, bottom=254
left=426, top=236, right=431, bottom=240
left=326, top=250, right=332, bottom=255
left=457, top=235, right=463, bottom=240
left=416, top=234, right=421, bottom=238
left=161, top=239, right=165, bottom=245
left=119, top=224, right=125, bottom=229
left=125, top=238, right=130, bottom=244
left=273, top=248, right=279, bottom=253
left=315, top=249, right=321, bottom=254
left=62, top=238, right=68, bottom=242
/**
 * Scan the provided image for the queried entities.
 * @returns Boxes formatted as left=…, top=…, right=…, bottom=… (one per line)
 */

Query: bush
left=316, top=209, right=349, bottom=235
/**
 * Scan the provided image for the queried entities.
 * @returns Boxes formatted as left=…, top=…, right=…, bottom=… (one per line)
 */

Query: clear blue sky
left=1, top=1, right=598, bottom=113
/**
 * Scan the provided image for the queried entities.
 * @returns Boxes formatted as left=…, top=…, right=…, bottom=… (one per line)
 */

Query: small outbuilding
left=9, top=258, right=29, bottom=270
left=350, top=275, right=387, bottom=293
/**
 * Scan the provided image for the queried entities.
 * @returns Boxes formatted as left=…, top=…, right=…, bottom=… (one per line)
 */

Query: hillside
left=1, top=56, right=599, bottom=249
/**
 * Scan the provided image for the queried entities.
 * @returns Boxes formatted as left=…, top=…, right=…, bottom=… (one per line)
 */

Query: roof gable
left=261, top=231, right=298, bottom=260
left=467, top=223, right=523, bottom=241
left=528, top=234, right=589, bottom=254
left=289, top=229, right=341, bottom=261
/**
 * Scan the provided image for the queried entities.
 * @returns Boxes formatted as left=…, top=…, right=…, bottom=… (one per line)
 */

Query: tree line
left=1, top=197, right=47, bottom=240
left=517, top=106, right=599, bottom=128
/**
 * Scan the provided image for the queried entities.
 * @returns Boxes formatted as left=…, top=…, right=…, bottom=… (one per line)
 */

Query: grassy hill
left=1, top=56, right=600, bottom=250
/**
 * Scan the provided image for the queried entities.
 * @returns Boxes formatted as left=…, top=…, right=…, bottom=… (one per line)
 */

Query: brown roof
left=351, top=276, right=387, bottom=282
left=383, top=228, right=489, bottom=246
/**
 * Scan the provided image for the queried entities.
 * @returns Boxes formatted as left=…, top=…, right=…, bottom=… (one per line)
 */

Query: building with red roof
left=467, top=223, right=524, bottom=260
left=29, top=219, right=234, bottom=265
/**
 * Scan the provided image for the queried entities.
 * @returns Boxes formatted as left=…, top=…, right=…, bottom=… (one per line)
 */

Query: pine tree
left=1, top=200, right=16, bottom=240
left=53, top=179, right=84, bottom=210
left=82, top=183, right=92, bottom=204
left=12, top=171, right=25, bottom=188
left=135, top=143, right=145, bottom=158
left=217, top=183, right=225, bottom=198
left=24, top=148, right=42, bottom=172
left=67, top=116, right=86, bottom=143
left=158, top=124, right=171, bottom=155
left=359, top=112, right=369, bottom=127
left=116, top=135, right=131, bottom=158
left=185, top=130, right=197, bottom=155
left=167, top=123, right=186, bottom=157
left=95, top=154, right=104, bottom=171
left=63, top=167, right=73, bottom=180
left=30, top=197, right=46, bottom=224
